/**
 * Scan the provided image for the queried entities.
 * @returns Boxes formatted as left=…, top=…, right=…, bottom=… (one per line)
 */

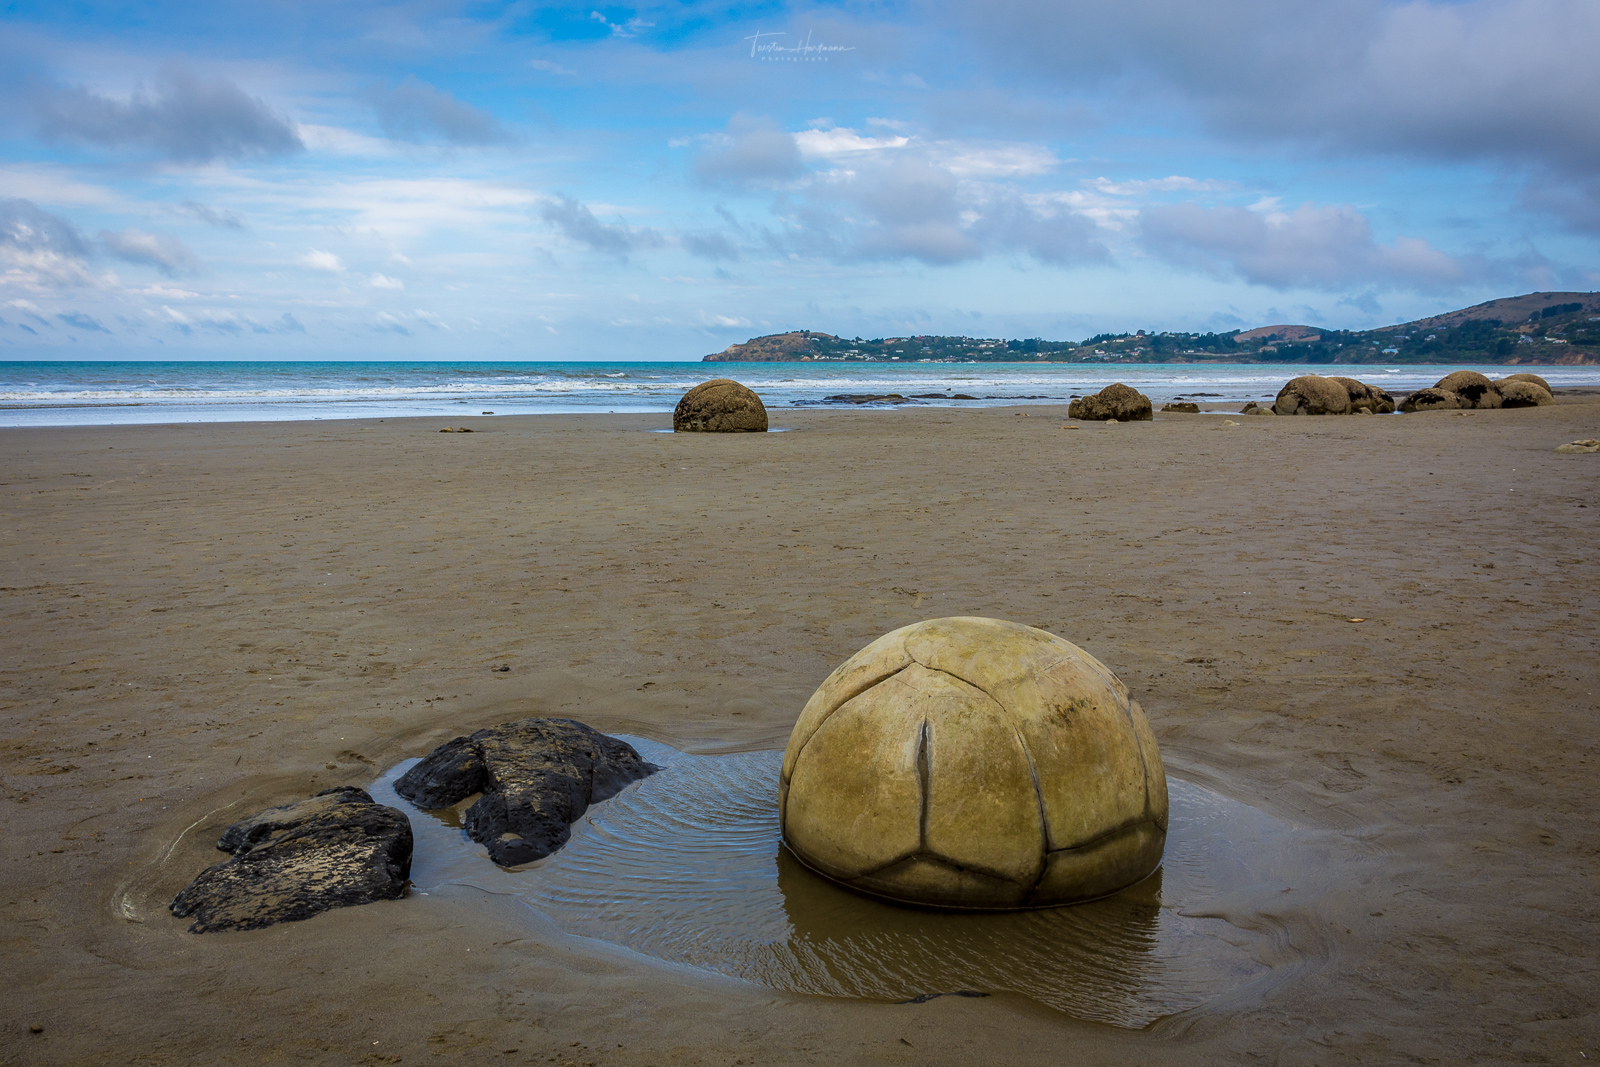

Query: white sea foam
left=1, top=360, right=1593, bottom=427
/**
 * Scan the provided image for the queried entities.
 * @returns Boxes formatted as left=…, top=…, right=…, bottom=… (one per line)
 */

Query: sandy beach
left=3, top=398, right=1598, bottom=1065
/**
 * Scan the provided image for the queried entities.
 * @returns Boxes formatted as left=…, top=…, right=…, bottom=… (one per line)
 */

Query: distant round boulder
left=780, top=617, right=1168, bottom=910
left=673, top=379, right=769, bottom=432
left=1434, top=371, right=1502, bottom=409
left=1496, top=380, right=1554, bottom=408
left=1273, top=375, right=1351, bottom=416
left=1160, top=401, right=1200, bottom=413
left=1398, top=387, right=1460, bottom=413
left=1330, top=376, right=1396, bottom=414
left=1068, top=383, right=1153, bottom=422
left=1495, top=372, right=1553, bottom=394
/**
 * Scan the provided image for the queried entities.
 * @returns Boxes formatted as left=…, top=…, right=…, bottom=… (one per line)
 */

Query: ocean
left=1, top=360, right=1594, bottom=427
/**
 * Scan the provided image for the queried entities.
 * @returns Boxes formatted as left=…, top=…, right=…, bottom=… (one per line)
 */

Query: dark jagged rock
left=1161, top=402, right=1200, bottom=413
left=395, top=718, right=657, bottom=866
left=170, top=786, right=412, bottom=933
left=1068, top=383, right=1153, bottom=421
left=673, top=379, right=768, bottom=432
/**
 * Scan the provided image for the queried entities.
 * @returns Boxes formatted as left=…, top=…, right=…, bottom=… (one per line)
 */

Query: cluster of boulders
left=171, top=717, right=655, bottom=933
left=1399, top=372, right=1554, bottom=412
left=1271, top=375, right=1396, bottom=415
left=1068, top=383, right=1153, bottom=421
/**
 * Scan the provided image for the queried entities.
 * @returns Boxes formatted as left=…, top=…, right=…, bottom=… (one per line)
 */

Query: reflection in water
left=373, top=738, right=1311, bottom=1028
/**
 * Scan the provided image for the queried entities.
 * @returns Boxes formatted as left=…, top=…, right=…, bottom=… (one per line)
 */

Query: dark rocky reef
left=395, top=717, right=657, bottom=866
left=170, top=786, right=412, bottom=933
left=673, top=379, right=768, bottom=432
left=1068, top=383, right=1153, bottom=421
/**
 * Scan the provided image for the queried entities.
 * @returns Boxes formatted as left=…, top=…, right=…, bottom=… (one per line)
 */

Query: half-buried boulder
left=1497, top=381, right=1554, bottom=408
left=170, top=786, right=413, bottom=933
left=395, top=717, right=656, bottom=866
left=1499, top=372, right=1553, bottom=394
left=1330, top=376, right=1396, bottom=414
left=1068, top=383, right=1153, bottom=421
left=1434, top=370, right=1502, bottom=409
left=1273, top=375, right=1351, bottom=416
left=673, top=379, right=768, bottom=432
left=1399, top=388, right=1459, bottom=412
left=1160, top=402, right=1200, bottom=413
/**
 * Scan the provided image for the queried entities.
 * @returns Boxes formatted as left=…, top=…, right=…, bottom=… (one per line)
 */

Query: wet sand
left=2, top=399, right=1598, bottom=1065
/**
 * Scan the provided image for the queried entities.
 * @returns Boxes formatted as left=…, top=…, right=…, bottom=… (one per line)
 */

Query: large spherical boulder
left=1399, top=387, right=1460, bottom=413
left=1068, top=383, right=1153, bottom=422
left=1273, top=375, right=1351, bottom=415
left=1434, top=370, right=1501, bottom=409
left=1498, top=372, right=1552, bottom=393
left=673, top=379, right=768, bottom=432
left=779, top=617, right=1167, bottom=910
left=1496, top=380, right=1554, bottom=407
left=1330, top=376, right=1396, bottom=414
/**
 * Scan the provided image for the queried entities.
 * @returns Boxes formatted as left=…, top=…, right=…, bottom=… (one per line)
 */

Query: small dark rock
left=395, top=718, right=656, bottom=866
left=1160, top=402, right=1200, bottom=413
left=170, top=786, right=412, bottom=933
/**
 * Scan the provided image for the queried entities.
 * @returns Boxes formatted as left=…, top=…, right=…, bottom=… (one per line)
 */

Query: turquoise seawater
left=1, top=360, right=1593, bottom=427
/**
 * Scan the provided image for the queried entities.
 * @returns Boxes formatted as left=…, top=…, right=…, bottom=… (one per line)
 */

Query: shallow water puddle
left=372, top=737, right=1328, bottom=1028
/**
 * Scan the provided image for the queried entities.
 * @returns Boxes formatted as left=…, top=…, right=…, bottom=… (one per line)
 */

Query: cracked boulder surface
left=1329, top=376, right=1396, bottom=414
left=672, top=379, right=768, bottom=432
left=779, top=617, right=1167, bottom=910
left=1067, top=383, right=1153, bottom=422
left=170, top=786, right=413, bottom=933
left=395, top=717, right=657, bottom=866
left=1434, top=370, right=1503, bottom=409
left=1273, top=374, right=1352, bottom=416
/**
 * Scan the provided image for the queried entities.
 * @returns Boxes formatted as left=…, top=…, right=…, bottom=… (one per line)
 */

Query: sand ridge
left=2, top=400, right=1598, bottom=1064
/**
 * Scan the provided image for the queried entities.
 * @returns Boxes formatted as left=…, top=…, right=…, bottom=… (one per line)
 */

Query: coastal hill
left=702, top=291, right=1600, bottom=365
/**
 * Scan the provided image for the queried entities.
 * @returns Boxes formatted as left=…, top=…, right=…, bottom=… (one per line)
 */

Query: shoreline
left=4, top=402, right=1598, bottom=1064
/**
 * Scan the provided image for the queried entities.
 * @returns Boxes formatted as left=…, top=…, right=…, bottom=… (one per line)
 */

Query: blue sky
left=2, top=0, right=1597, bottom=360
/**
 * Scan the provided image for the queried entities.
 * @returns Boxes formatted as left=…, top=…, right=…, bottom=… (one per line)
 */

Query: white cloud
left=369, top=273, right=404, bottom=289
left=300, top=249, right=343, bottom=272
left=794, top=127, right=910, bottom=160
left=1140, top=200, right=1468, bottom=290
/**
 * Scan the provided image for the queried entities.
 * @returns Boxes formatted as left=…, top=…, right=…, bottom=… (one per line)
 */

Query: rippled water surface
left=372, top=737, right=1326, bottom=1027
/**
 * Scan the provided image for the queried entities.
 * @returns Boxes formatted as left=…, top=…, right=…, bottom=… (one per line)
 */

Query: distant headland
left=702, top=291, right=1600, bottom=365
